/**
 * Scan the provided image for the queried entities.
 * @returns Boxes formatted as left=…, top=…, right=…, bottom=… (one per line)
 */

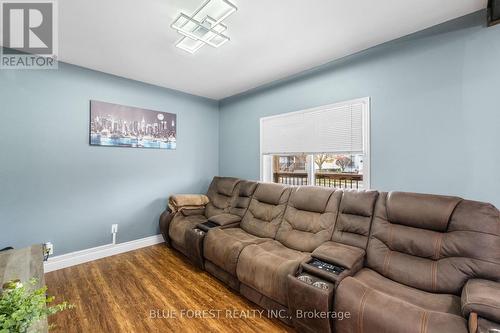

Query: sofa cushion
left=217, top=177, right=241, bottom=197
left=229, top=180, right=258, bottom=218
left=275, top=187, right=341, bottom=252
left=240, top=183, right=291, bottom=238
left=253, top=182, right=290, bottom=205
left=331, top=190, right=379, bottom=249
left=367, top=192, right=500, bottom=294
left=386, top=192, right=461, bottom=232
left=291, top=185, right=332, bottom=213
left=203, top=228, right=268, bottom=275
left=167, top=177, right=241, bottom=252
left=205, top=177, right=240, bottom=218
left=236, top=240, right=309, bottom=305
left=169, top=213, right=207, bottom=248
left=335, top=268, right=467, bottom=333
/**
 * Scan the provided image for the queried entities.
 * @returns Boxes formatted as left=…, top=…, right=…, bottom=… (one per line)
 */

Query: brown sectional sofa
left=335, top=192, right=500, bottom=333
left=165, top=176, right=240, bottom=256
left=159, top=177, right=500, bottom=333
left=237, top=186, right=341, bottom=311
left=204, top=182, right=289, bottom=287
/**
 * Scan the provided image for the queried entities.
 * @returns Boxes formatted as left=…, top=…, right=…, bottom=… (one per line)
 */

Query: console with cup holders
left=288, top=271, right=335, bottom=333
left=159, top=177, right=500, bottom=333
left=286, top=190, right=378, bottom=332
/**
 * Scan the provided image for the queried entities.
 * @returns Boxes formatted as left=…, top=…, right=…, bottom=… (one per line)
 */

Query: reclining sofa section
left=166, top=176, right=240, bottom=256
left=159, top=177, right=500, bottom=333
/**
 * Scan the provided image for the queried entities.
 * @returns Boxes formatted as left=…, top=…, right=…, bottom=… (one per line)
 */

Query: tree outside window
left=271, top=153, right=364, bottom=189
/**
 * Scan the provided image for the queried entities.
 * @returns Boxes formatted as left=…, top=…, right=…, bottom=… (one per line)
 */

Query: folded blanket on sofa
left=168, top=194, right=209, bottom=213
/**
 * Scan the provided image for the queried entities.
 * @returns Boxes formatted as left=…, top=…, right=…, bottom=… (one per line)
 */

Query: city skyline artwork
left=90, top=100, right=177, bottom=150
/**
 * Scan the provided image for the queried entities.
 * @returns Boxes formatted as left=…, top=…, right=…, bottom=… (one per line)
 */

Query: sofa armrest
left=312, top=241, right=365, bottom=270
left=181, top=208, right=206, bottom=216
left=208, top=213, right=242, bottom=226
left=159, top=210, right=175, bottom=244
left=462, top=279, right=500, bottom=324
left=195, top=214, right=241, bottom=232
left=301, top=241, right=365, bottom=286
left=168, top=194, right=209, bottom=213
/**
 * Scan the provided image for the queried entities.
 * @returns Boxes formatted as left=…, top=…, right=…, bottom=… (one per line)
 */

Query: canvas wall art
left=90, top=100, right=176, bottom=150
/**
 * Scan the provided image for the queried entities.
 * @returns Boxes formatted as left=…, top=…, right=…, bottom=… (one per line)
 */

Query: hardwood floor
left=45, top=244, right=295, bottom=333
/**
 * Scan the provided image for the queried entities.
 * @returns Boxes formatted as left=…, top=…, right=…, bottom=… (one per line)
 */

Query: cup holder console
left=288, top=272, right=335, bottom=332
left=313, top=281, right=329, bottom=290
left=308, top=258, right=345, bottom=275
left=296, top=274, right=330, bottom=290
left=184, top=227, right=207, bottom=269
left=201, top=221, right=219, bottom=229
left=196, top=221, right=220, bottom=233
left=297, top=274, right=313, bottom=284
left=290, top=256, right=353, bottom=332
left=194, top=228, right=205, bottom=236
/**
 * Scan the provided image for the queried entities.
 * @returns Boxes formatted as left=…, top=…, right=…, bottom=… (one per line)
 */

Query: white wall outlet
left=111, top=224, right=118, bottom=234
left=44, top=242, right=54, bottom=256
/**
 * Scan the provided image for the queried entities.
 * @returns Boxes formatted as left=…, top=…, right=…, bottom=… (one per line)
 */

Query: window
left=260, top=98, right=370, bottom=189
left=272, top=154, right=309, bottom=185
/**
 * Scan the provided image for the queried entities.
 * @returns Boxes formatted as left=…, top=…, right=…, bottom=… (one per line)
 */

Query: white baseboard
left=44, top=234, right=164, bottom=273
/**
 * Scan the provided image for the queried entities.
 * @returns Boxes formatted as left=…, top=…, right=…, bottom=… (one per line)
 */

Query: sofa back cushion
left=240, top=183, right=291, bottom=238
left=229, top=180, right=258, bottom=217
left=367, top=192, right=500, bottom=295
left=205, top=177, right=240, bottom=218
left=276, top=186, right=342, bottom=252
left=331, top=190, right=379, bottom=249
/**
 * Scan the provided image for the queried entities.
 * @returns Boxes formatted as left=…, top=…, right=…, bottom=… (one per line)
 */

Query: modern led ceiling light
left=171, top=0, right=237, bottom=54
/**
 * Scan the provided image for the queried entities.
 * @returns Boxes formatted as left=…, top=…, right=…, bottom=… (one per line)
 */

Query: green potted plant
left=0, top=279, right=73, bottom=333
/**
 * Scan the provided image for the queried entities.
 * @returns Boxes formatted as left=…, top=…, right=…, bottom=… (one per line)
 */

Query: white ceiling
left=58, top=0, right=487, bottom=100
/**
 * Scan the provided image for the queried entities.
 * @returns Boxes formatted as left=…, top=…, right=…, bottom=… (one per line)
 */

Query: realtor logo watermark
left=0, top=0, right=58, bottom=69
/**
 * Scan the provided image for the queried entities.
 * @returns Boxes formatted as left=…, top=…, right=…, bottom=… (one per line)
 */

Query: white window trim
left=260, top=97, right=371, bottom=189
left=306, top=154, right=315, bottom=186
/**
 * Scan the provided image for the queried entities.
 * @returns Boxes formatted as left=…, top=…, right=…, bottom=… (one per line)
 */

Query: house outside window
left=260, top=98, right=370, bottom=189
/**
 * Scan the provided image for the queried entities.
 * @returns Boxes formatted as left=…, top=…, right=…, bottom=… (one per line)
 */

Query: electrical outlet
left=111, top=224, right=118, bottom=234
left=44, top=242, right=54, bottom=256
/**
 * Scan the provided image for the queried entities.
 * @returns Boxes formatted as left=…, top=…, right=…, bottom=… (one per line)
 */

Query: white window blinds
left=260, top=98, right=368, bottom=155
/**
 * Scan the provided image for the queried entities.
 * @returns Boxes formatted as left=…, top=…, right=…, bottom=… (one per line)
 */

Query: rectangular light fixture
left=172, top=14, right=229, bottom=47
left=171, top=0, right=237, bottom=54
left=190, top=0, right=236, bottom=25
left=175, top=37, right=205, bottom=54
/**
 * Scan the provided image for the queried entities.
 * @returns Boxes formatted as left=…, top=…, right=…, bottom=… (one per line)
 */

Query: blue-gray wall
left=0, top=62, right=219, bottom=255
left=219, top=11, right=500, bottom=208
left=2, top=10, right=499, bottom=256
